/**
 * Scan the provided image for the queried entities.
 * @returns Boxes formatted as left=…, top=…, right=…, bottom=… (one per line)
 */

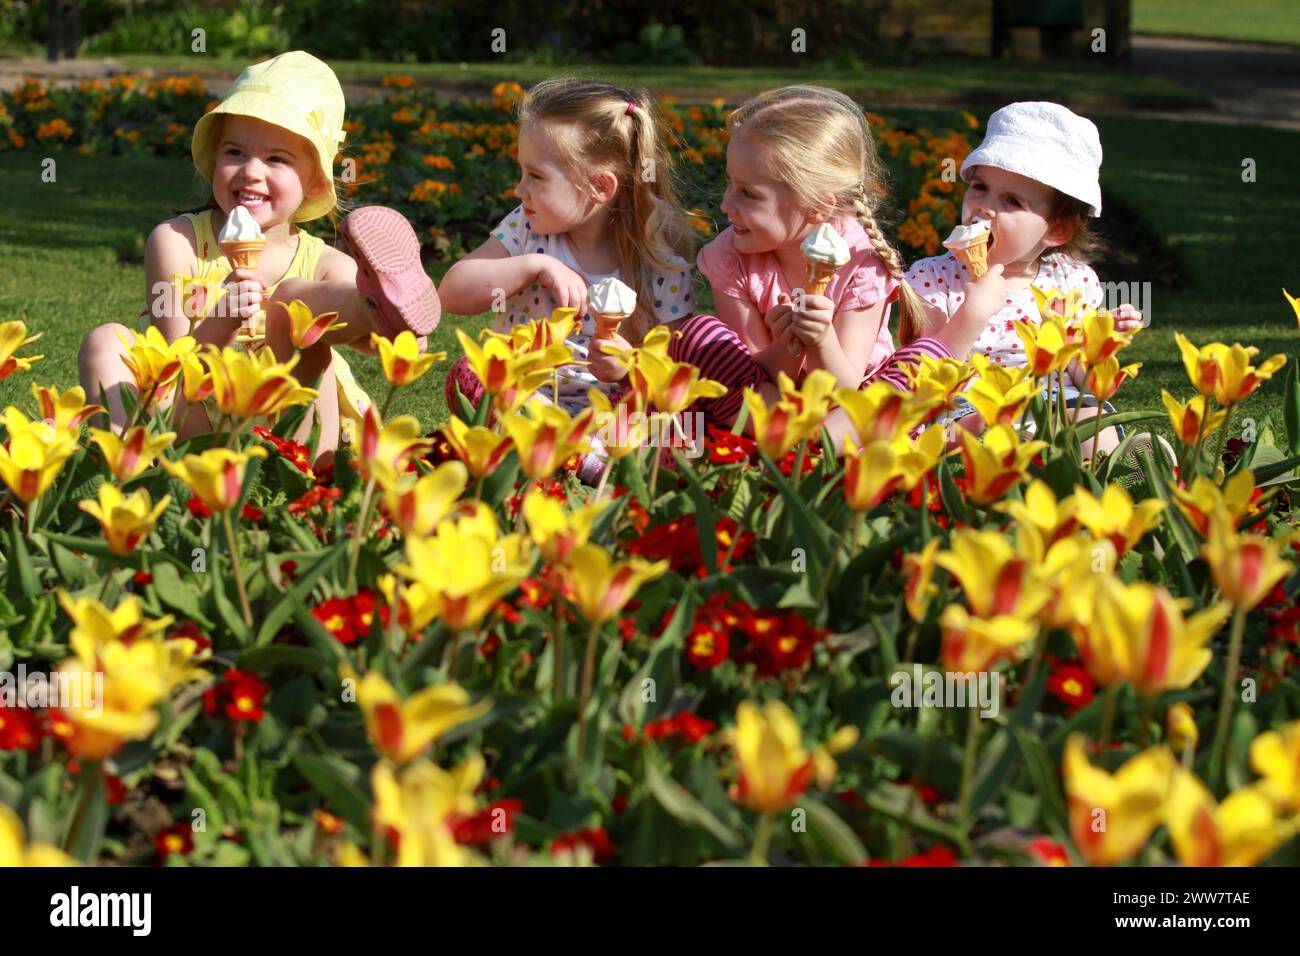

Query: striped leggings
left=665, top=314, right=955, bottom=427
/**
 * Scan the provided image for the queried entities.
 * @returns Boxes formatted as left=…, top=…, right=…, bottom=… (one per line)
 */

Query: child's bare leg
left=265, top=279, right=372, bottom=386
left=299, top=361, right=340, bottom=466
left=78, top=324, right=137, bottom=429
left=1071, top=405, right=1120, bottom=463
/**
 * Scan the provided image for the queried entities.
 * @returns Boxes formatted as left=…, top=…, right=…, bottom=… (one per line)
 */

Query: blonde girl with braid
left=439, top=77, right=696, bottom=432
left=664, top=85, right=953, bottom=437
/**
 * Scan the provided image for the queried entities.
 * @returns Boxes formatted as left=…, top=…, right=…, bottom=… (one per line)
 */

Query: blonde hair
left=518, top=78, right=694, bottom=345
left=727, top=85, right=925, bottom=345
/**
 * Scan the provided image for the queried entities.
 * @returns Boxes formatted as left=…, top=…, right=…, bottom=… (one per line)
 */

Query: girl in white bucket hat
left=78, top=51, right=439, bottom=460
left=905, top=101, right=1145, bottom=463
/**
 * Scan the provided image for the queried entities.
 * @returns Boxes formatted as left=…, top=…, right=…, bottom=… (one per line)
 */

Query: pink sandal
left=340, top=206, right=440, bottom=339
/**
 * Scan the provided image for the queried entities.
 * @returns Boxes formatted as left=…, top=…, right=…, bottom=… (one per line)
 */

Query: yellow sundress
left=142, top=210, right=371, bottom=443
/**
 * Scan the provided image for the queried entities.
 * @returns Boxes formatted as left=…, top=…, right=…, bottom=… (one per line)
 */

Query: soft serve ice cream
left=800, top=223, right=851, bottom=294
left=943, top=218, right=990, bottom=278
left=588, top=277, right=638, bottom=340
left=218, top=203, right=265, bottom=245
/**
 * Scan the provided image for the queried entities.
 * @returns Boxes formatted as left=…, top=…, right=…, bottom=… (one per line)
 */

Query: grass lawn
left=3, top=109, right=1297, bottom=447
left=110, top=53, right=1208, bottom=109
left=1134, top=0, right=1300, bottom=47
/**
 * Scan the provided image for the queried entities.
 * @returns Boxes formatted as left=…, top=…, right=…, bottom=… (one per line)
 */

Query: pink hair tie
left=626, top=101, right=637, bottom=115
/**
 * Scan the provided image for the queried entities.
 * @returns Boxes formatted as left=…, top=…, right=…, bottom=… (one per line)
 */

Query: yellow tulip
left=1166, top=771, right=1292, bottom=867
left=1072, top=483, right=1165, bottom=555
left=742, top=393, right=818, bottom=460
left=1016, top=315, right=1080, bottom=379
left=1286, top=288, right=1300, bottom=334
left=78, top=484, right=171, bottom=556
left=32, top=383, right=104, bottom=433
left=498, top=399, right=594, bottom=479
left=0, top=320, right=44, bottom=380
left=1172, top=471, right=1257, bottom=538
left=357, top=406, right=433, bottom=485
left=346, top=667, right=491, bottom=765
left=1201, top=507, right=1294, bottom=610
left=370, top=755, right=484, bottom=866
left=629, top=347, right=727, bottom=415
left=180, top=352, right=213, bottom=404
left=523, top=489, right=608, bottom=562
left=587, top=389, right=651, bottom=459
left=395, top=502, right=532, bottom=631
left=508, top=308, right=577, bottom=353
left=996, top=479, right=1078, bottom=546
left=843, top=425, right=945, bottom=513
left=965, top=355, right=1039, bottom=427
left=88, top=425, right=175, bottom=482
left=54, top=592, right=204, bottom=759
left=1162, top=389, right=1227, bottom=447
left=560, top=543, right=668, bottom=626
left=1250, top=720, right=1300, bottom=812
left=1094, top=579, right=1232, bottom=696
left=1070, top=307, right=1133, bottom=368
left=279, top=299, right=347, bottom=348
left=1063, top=734, right=1174, bottom=866
left=903, top=355, right=976, bottom=423
left=1085, top=357, right=1141, bottom=403
left=1033, top=285, right=1088, bottom=326
left=116, top=326, right=196, bottom=403
left=380, top=461, right=468, bottom=538
left=455, top=328, right=569, bottom=414
left=0, top=804, right=77, bottom=867
left=204, top=345, right=318, bottom=419
left=1176, top=332, right=1286, bottom=406
left=1021, top=533, right=1107, bottom=631
left=1167, top=702, right=1199, bottom=755
left=957, top=423, right=1046, bottom=505
left=372, top=330, right=446, bottom=387
left=378, top=573, right=440, bottom=635
left=903, top=537, right=943, bottom=622
left=0, top=407, right=78, bottom=503
left=162, top=446, right=267, bottom=513
left=439, top=415, right=513, bottom=479
left=170, top=273, right=227, bottom=321
left=939, top=604, right=1037, bottom=673
left=833, top=380, right=925, bottom=446
left=777, top=369, right=837, bottom=419
left=935, top=528, right=1050, bottom=620
left=728, top=700, right=816, bottom=814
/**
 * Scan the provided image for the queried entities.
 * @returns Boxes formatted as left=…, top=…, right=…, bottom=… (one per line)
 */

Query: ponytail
left=854, top=194, right=924, bottom=345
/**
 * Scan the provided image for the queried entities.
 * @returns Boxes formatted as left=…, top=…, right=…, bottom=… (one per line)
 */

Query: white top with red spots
left=904, top=252, right=1104, bottom=367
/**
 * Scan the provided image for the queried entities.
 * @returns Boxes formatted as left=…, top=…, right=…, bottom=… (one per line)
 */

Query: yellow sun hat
left=191, top=50, right=347, bottom=223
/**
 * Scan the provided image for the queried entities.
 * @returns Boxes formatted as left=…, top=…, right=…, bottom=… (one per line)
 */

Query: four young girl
left=79, top=50, right=1138, bottom=474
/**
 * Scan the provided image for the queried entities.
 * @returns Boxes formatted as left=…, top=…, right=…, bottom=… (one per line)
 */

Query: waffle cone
left=593, top=312, right=628, bottom=341
left=221, top=238, right=266, bottom=271
left=952, top=236, right=989, bottom=280
left=804, top=261, right=837, bottom=297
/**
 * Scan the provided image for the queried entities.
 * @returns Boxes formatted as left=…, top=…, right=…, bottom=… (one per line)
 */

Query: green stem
left=222, top=508, right=254, bottom=626
left=576, top=620, right=603, bottom=756
left=61, top=759, right=102, bottom=856
left=791, top=440, right=807, bottom=493
left=1184, top=398, right=1214, bottom=481
left=379, top=384, right=397, bottom=421
left=552, top=595, right=566, bottom=698
left=1098, top=683, right=1119, bottom=770
left=1208, top=403, right=1237, bottom=477
left=956, top=708, right=982, bottom=825
left=1209, top=605, right=1248, bottom=785
left=1089, top=401, right=1104, bottom=474
left=346, top=476, right=378, bottom=590
left=749, top=812, right=776, bottom=866
left=594, top=453, right=615, bottom=500
left=648, top=443, right=662, bottom=504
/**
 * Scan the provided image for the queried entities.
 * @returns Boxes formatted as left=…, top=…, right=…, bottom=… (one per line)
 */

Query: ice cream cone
left=951, top=236, right=989, bottom=280
left=220, top=238, right=267, bottom=271
left=593, top=312, right=628, bottom=341
left=805, top=261, right=837, bottom=297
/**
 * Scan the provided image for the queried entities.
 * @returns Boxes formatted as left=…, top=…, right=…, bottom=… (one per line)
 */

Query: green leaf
left=675, top=451, right=719, bottom=575
left=254, top=541, right=346, bottom=646
left=237, top=645, right=329, bottom=674
left=1284, top=352, right=1300, bottom=456
left=5, top=521, right=41, bottom=600
left=868, top=729, right=964, bottom=795
left=801, top=796, right=868, bottom=864
left=151, top=562, right=211, bottom=628
left=291, top=754, right=371, bottom=832
left=758, top=451, right=833, bottom=570
left=62, top=767, right=108, bottom=864
left=643, top=752, right=741, bottom=850
left=48, top=541, right=96, bottom=590
left=1009, top=724, right=1067, bottom=835
left=618, top=581, right=695, bottom=725
left=181, top=765, right=228, bottom=833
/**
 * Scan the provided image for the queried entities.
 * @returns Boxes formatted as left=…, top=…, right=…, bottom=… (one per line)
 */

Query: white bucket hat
left=960, top=101, right=1103, bottom=217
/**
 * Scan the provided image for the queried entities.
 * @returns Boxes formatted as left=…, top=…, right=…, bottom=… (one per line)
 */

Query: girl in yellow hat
left=77, top=50, right=439, bottom=458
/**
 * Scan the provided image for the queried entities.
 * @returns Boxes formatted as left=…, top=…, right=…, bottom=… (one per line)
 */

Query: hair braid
left=854, top=192, right=923, bottom=345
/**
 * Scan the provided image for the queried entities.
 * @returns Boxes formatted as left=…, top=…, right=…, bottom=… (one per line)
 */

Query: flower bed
left=2, top=290, right=1300, bottom=867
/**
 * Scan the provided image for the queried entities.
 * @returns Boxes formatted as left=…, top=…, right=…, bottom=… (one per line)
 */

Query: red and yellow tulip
left=162, top=446, right=267, bottom=513
left=0, top=407, right=79, bottom=503
left=347, top=667, right=490, bottom=765
left=1072, top=483, right=1165, bottom=555
left=372, top=330, right=446, bottom=387
left=88, top=425, right=175, bottom=482
left=380, top=461, right=468, bottom=538
left=204, top=345, right=319, bottom=419
left=1201, top=508, right=1294, bottom=610
left=1165, top=770, right=1292, bottom=867
left=78, top=484, right=170, bottom=556
left=0, top=320, right=44, bottom=381
left=1063, top=734, right=1174, bottom=866
left=957, top=424, right=1046, bottom=505
left=117, top=326, right=197, bottom=403
left=439, top=416, right=513, bottom=479
left=32, top=384, right=104, bottom=433
left=499, top=400, right=595, bottom=479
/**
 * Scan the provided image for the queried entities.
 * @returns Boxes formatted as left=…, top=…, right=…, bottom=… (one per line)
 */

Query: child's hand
left=1065, top=357, right=1087, bottom=391
left=1111, top=303, right=1144, bottom=334
left=790, top=292, right=836, bottom=347
left=531, top=255, right=588, bottom=315
left=765, top=295, right=795, bottom=335
left=955, top=263, right=1007, bottom=327
left=588, top=333, right=632, bottom=383
left=222, top=267, right=265, bottom=321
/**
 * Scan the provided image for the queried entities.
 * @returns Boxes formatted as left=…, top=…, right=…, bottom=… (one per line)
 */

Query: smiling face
left=513, top=121, right=607, bottom=237
left=961, top=165, right=1073, bottom=271
left=211, top=115, right=322, bottom=228
left=719, top=129, right=823, bottom=256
